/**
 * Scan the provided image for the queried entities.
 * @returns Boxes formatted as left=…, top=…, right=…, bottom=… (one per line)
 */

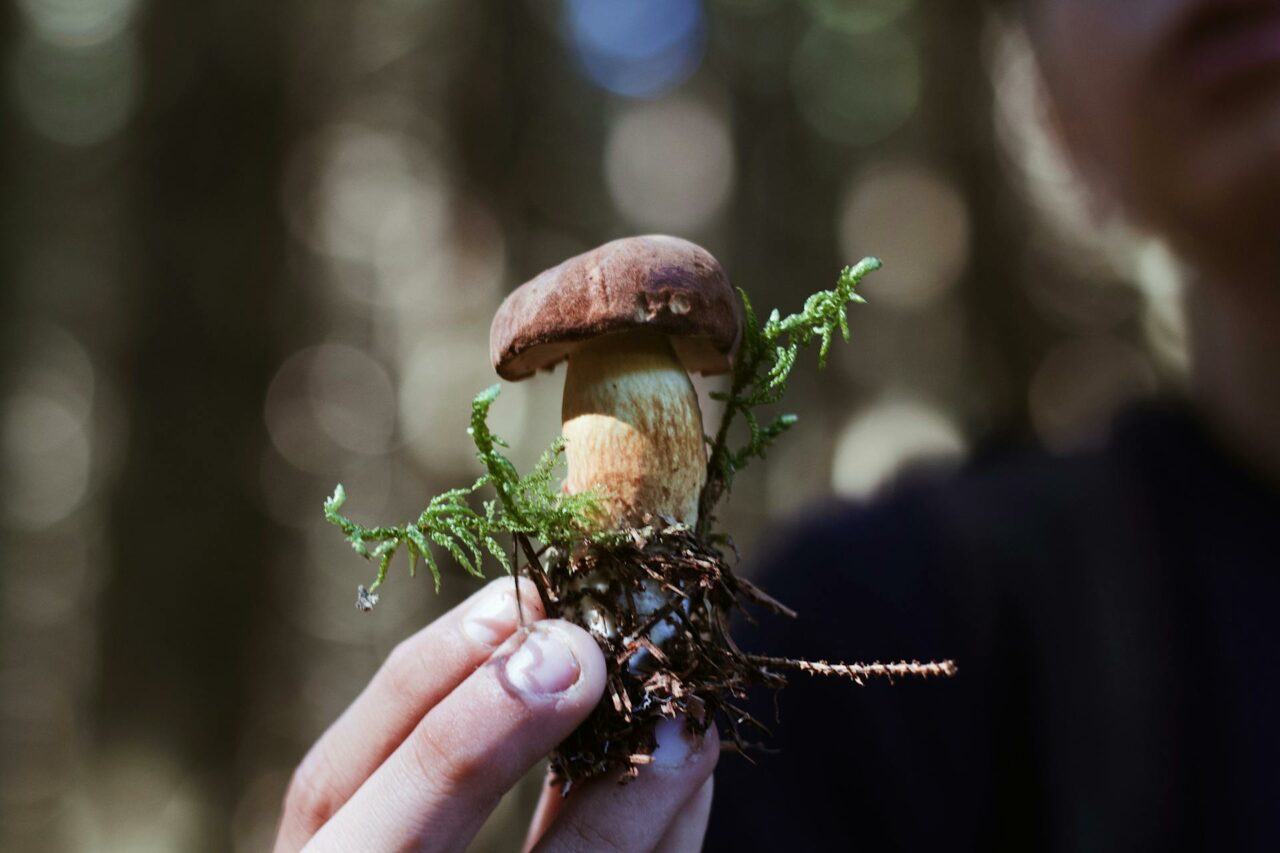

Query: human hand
left=274, top=576, right=719, bottom=852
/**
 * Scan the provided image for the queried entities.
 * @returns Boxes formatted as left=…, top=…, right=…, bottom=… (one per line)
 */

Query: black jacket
left=706, top=405, right=1280, bottom=851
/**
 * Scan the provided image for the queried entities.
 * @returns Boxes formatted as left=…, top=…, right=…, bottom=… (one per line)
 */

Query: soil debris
left=522, top=516, right=956, bottom=793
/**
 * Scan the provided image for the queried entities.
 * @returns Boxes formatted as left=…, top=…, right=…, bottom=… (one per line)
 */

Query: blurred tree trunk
left=0, top=0, right=13, bottom=820
left=93, top=4, right=298, bottom=849
left=0, top=5, right=13, bottom=358
left=919, top=5, right=1043, bottom=438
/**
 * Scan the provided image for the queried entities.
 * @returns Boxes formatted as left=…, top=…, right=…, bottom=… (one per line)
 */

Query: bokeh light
left=10, top=29, right=140, bottom=146
left=838, top=163, right=970, bottom=310
left=264, top=344, right=397, bottom=474
left=284, top=123, right=445, bottom=270
left=398, top=332, right=560, bottom=476
left=308, top=345, right=398, bottom=454
left=831, top=397, right=965, bottom=499
left=800, top=0, right=913, bottom=35
left=6, top=323, right=97, bottom=424
left=791, top=22, right=919, bottom=146
left=86, top=745, right=209, bottom=853
left=1, top=327, right=97, bottom=530
left=563, top=0, right=706, bottom=98
left=2, top=392, right=91, bottom=529
left=604, top=96, right=735, bottom=231
left=375, top=195, right=508, bottom=341
left=16, top=0, right=141, bottom=46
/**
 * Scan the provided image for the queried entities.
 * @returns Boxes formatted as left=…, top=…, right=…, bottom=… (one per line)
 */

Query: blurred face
left=1029, top=0, right=1280, bottom=287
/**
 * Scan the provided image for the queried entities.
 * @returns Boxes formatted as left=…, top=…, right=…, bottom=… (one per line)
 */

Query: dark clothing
left=706, top=404, right=1280, bottom=851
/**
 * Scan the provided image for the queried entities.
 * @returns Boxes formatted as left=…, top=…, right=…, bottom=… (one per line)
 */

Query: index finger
left=304, top=619, right=608, bottom=852
left=275, top=575, right=544, bottom=852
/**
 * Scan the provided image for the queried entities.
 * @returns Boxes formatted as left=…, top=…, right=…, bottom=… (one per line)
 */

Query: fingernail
left=651, top=717, right=693, bottom=768
left=462, top=589, right=518, bottom=646
left=505, top=627, right=581, bottom=696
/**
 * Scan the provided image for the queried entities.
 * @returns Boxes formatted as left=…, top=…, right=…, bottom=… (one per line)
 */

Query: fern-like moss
left=325, top=384, right=607, bottom=607
left=696, top=257, right=879, bottom=535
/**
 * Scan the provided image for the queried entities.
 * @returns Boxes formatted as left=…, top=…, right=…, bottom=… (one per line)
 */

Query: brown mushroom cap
left=490, top=235, right=743, bottom=381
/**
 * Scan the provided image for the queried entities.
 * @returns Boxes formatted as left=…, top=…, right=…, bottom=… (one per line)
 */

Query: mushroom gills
left=561, top=330, right=706, bottom=528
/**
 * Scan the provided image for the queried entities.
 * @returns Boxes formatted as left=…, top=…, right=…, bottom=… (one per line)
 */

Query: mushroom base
left=530, top=519, right=793, bottom=793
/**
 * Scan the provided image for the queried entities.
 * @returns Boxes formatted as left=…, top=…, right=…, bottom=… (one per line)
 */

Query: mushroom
left=490, top=235, right=743, bottom=530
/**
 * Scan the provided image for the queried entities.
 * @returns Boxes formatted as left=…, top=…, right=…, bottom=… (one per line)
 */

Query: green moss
left=324, top=386, right=608, bottom=605
left=697, top=257, right=879, bottom=535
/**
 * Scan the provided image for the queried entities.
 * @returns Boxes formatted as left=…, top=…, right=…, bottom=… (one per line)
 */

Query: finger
left=531, top=719, right=720, bottom=853
left=306, top=619, right=607, bottom=853
left=275, top=576, right=544, bottom=852
left=523, top=773, right=564, bottom=852
left=653, top=776, right=714, bottom=853
left=525, top=767, right=715, bottom=853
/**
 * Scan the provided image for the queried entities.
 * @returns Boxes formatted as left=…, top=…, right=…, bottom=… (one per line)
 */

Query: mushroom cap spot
left=490, top=235, right=744, bottom=381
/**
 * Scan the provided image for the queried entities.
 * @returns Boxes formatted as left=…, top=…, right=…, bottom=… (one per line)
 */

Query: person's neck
left=1188, top=272, right=1280, bottom=486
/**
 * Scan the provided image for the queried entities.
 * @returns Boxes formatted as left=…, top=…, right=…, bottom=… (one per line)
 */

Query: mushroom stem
left=561, top=331, right=706, bottom=528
